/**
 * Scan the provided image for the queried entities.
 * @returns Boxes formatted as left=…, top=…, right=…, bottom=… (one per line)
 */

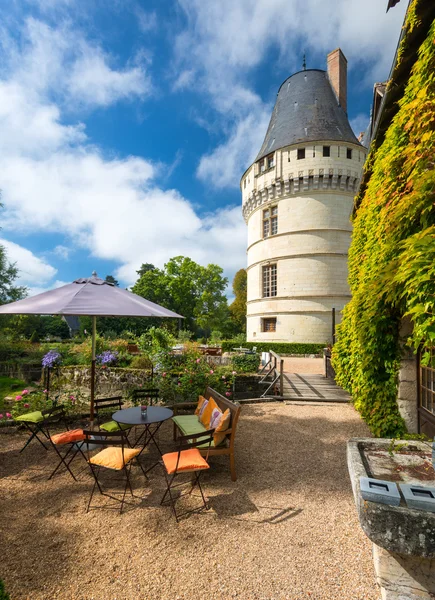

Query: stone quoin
left=241, top=49, right=367, bottom=343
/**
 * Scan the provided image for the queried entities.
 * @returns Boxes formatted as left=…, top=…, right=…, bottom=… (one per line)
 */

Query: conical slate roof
left=256, top=69, right=360, bottom=161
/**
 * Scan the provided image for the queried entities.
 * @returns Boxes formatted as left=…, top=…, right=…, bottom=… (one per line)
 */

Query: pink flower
left=43, top=389, right=48, bottom=394
left=6, top=412, right=12, bottom=418
left=222, top=375, right=226, bottom=379
left=162, top=372, right=166, bottom=377
left=225, top=392, right=231, bottom=397
left=210, top=370, right=214, bottom=374
left=69, top=395, right=75, bottom=400
left=0, top=414, right=3, bottom=419
left=22, top=389, right=29, bottom=395
left=178, top=382, right=181, bottom=386
left=15, top=395, right=23, bottom=402
left=196, top=358, right=201, bottom=363
left=232, top=371, right=237, bottom=375
left=23, top=403, right=30, bottom=409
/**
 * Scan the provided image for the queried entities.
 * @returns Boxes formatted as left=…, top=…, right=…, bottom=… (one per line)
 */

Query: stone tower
left=241, top=49, right=366, bottom=344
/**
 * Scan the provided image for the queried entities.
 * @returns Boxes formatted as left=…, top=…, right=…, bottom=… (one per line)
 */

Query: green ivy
left=332, top=9, right=435, bottom=437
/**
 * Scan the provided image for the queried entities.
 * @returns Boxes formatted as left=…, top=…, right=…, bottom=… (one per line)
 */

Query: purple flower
left=96, top=350, right=118, bottom=366
left=42, top=350, right=62, bottom=368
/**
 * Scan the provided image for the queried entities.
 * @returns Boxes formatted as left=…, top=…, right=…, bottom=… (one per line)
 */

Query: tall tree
left=132, top=256, right=229, bottom=335
left=0, top=246, right=27, bottom=304
left=105, top=274, right=119, bottom=286
left=229, top=269, right=247, bottom=333
left=136, top=263, right=155, bottom=278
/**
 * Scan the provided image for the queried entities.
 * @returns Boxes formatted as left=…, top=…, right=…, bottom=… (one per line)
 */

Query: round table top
left=112, top=405, right=173, bottom=426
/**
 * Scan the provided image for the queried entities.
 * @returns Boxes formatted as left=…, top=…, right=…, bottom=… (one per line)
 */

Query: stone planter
left=347, top=438, right=435, bottom=599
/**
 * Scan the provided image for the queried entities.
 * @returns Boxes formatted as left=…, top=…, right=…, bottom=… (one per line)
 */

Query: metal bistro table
left=112, top=406, right=173, bottom=472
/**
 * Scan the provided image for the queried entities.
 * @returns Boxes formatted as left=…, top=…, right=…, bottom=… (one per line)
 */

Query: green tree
left=0, top=245, right=27, bottom=304
left=132, top=256, right=230, bottom=336
left=136, top=263, right=155, bottom=277
left=229, top=269, right=247, bottom=333
left=105, top=274, right=119, bottom=286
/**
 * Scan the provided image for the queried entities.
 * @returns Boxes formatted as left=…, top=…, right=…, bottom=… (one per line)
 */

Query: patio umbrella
left=0, top=272, right=183, bottom=423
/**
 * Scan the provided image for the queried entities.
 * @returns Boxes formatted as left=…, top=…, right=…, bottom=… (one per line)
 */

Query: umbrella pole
left=90, top=316, right=96, bottom=429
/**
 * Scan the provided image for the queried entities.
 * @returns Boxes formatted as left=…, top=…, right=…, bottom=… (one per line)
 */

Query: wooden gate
left=417, top=346, right=435, bottom=438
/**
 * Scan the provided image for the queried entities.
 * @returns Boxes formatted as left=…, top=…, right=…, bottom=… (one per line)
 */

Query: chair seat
left=15, top=411, right=44, bottom=424
left=100, top=420, right=133, bottom=433
left=51, top=429, right=85, bottom=445
left=162, top=448, right=210, bottom=475
left=89, top=447, right=141, bottom=470
left=172, top=415, right=207, bottom=436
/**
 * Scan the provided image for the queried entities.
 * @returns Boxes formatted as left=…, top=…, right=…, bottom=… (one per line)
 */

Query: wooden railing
left=258, top=350, right=284, bottom=397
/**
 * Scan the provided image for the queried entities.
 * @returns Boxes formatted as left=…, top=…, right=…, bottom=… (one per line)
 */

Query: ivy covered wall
left=332, top=5, right=435, bottom=437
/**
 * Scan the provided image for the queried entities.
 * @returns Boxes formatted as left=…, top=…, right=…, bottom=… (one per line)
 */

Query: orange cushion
left=89, top=447, right=141, bottom=470
left=200, top=397, right=218, bottom=428
left=195, top=395, right=207, bottom=416
left=51, top=429, right=85, bottom=445
left=214, top=409, right=231, bottom=446
left=162, top=448, right=210, bottom=475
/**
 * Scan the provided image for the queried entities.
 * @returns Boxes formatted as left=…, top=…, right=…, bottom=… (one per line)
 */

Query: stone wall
left=0, top=363, right=42, bottom=382
left=54, top=366, right=152, bottom=397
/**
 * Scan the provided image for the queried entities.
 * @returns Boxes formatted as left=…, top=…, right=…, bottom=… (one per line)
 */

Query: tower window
left=323, top=146, right=330, bottom=157
left=267, top=153, right=275, bottom=169
left=263, top=205, right=278, bottom=238
left=297, top=148, right=305, bottom=160
left=262, top=317, right=277, bottom=332
left=346, top=148, right=352, bottom=159
left=262, top=264, right=277, bottom=298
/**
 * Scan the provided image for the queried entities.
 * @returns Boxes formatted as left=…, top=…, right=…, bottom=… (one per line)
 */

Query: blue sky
left=0, top=0, right=407, bottom=296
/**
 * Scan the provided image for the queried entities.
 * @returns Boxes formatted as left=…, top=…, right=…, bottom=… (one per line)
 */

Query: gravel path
left=282, top=357, right=324, bottom=374
left=0, top=403, right=377, bottom=600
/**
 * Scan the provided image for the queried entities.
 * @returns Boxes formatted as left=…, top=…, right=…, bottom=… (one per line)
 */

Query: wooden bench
left=171, top=386, right=241, bottom=481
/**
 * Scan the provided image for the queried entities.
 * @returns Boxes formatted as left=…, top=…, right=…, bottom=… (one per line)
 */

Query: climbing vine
left=332, top=7, right=435, bottom=437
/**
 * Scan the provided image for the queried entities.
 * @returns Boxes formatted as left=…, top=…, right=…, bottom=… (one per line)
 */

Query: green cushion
left=15, top=411, right=44, bottom=424
left=100, top=420, right=133, bottom=433
left=172, top=415, right=206, bottom=436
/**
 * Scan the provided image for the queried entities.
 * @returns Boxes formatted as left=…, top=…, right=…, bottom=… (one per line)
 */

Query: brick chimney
left=327, top=48, right=347, bottom=114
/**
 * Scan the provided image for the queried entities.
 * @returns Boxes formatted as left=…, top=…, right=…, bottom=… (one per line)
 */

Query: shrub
left=221, top=341, right=324, bottom=355
left=232, top=353, right=259, bottom=373
left=130, top=355, right=153, bottom=370
left=0, top=579, right=10, bottom=600
left=138, top=327, right=176, bottom=358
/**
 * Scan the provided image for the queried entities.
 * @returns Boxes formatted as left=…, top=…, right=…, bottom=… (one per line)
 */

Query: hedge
left=221, top=341, right=325, bottom=355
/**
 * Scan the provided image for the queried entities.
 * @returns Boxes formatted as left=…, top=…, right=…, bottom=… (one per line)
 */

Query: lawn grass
left=0, top=376, right=27, bottom=411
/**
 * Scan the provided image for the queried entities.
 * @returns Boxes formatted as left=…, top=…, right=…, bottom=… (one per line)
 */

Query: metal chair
left=160, top=429, right=214, bottom=522
left=15, top=404, right=69, bottom=453
left=94, top=396, right=133, bottom=438
left=82, top=429, right=148, bottom=514
left=131, top=388, right=159, bottom=406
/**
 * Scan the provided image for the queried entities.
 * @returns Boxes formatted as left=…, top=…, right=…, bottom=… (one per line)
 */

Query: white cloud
left=350, top=113, right=370, bottom=138
left=53, top=245, right=72, bottom=260
left=0, top=238, right=57, bottom=286
left=174, top=0, right=408, bottom=187
left=0, top=16, right=248, bottom=289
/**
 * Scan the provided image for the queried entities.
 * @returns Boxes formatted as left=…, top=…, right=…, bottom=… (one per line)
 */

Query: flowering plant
left=42, top=350, right=62, bottom=369
left=96, top=350, right=119, bottom=366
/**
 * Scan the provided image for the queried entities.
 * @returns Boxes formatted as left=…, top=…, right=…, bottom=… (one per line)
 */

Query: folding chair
left=15, top=404, right=69, bottom=453
left=131, top=388, right=159, bottom=406
left=47, top=428, right=88, bottom=481
left=82, top=429, right=148, bottom=514
left=94, top=396, right=134, bottom=437
left=160, top=429, right=214, bottom=522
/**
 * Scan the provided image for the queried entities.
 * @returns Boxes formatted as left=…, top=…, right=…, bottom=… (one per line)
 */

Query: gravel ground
left=282, top=357, right=324, bottom=374
left=0, top=403, right=378, bottom=600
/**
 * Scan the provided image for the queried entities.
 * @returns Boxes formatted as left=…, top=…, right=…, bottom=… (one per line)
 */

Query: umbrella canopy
left=0, top=272, right=182, bottom=318
left=0, top=272, right=183, bottom=423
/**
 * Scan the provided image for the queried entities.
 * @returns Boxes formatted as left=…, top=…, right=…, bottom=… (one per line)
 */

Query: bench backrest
left=204, top=386, right=241, bottom=445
